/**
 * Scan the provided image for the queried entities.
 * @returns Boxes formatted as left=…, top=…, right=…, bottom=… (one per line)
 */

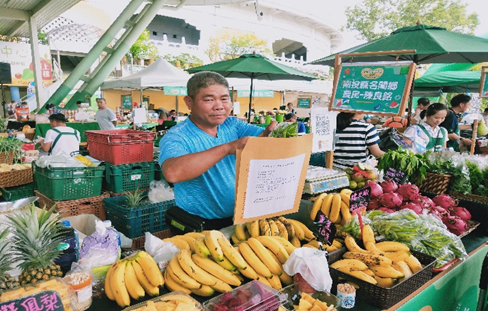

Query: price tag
left=0, top=290, right=64, bottom=311
left=384, top=167, right=406, bottom=184
left=349, top=186, right=371, bottom=212
left=131, top=174, right=142, bottom=181
left=312, top=210, right=336, bottom=246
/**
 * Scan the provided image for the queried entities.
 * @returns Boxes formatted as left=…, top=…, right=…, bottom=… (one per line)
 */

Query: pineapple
left=7, top=204, right=66, bottom=286
left=0, top=229, right=19, bottom=292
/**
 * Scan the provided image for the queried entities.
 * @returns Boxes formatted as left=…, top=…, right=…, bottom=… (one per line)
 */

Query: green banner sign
left=481, top=70, right=488, bottom=98
left=297, top=97, right=311, bottom=108
left=237, top=90, right=274, bottom=97
left=331, top=62, right=415, bottom=115
left=164, top=86, right=187, bottom=96
left=122, top=95, right=132, bottom=109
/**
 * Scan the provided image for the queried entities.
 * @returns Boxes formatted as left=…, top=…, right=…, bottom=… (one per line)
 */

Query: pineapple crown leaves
left=0, top=229, right=15, bottom=274
left=7, top=204, right=67, bottom=270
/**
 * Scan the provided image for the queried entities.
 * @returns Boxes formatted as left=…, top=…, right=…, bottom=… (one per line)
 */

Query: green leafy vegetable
left=378, top=149, right=428, bottom=185
left=271, top=123, right=298, bottom=138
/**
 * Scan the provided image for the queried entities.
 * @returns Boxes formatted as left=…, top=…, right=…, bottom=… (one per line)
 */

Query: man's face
left=290, top=115, right=297, bottom=123
left=96, top=99, right=106, bottom=109
left=419, top=104, right=428, bottom=111
left=461, top=101, right=471, bottom=113
left=184, top=84, right=231, bottom=128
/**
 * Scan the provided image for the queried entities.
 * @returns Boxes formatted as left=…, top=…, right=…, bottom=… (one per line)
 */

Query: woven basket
left=0, top=151, right=15, bottom=165
left=35, top=190, right=109, bottom=220
left=419, top=172, right=451, bottom=194
left=0, top=167, right=33, bottom=188
left=449, top=190, right=488, bottom=205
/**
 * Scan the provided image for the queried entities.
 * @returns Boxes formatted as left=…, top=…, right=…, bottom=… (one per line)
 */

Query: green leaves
left=378, top=149, right=428, bottom=185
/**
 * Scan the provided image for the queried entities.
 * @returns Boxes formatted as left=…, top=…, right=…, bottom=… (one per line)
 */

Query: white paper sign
left=311, top=107, right=337, bottom=153
left=233, top=102, right=241, bottom=115
left=243, top=153, right=306, bottom=219
left=133, top=107, right=147, bottom=124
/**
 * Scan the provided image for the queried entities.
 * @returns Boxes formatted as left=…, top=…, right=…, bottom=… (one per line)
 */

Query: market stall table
left=34, top=122, right=100, bottom=143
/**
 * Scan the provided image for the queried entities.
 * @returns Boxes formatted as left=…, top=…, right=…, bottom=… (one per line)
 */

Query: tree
left=205, top=32, right=272, bottom=62
left=344, top=0, right=479, bottom=41
left=127, top=29, right=158, bottom=61
left=162, top=53, right=203, bottom=70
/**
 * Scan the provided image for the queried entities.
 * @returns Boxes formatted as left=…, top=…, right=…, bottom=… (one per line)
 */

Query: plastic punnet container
left=204, top=280, right=286, bottom=311
left=63, top=272, right=93, bottom=311
left=280, top=283, right=340, bottom=311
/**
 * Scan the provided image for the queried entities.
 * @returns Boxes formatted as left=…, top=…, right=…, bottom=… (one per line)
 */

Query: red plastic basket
left=86, top=130, right=156, bottom=165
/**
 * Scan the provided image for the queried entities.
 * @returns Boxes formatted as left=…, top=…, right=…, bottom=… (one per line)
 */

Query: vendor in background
left=38, top=113, right=80, bottom=156
left=6, top=100, right=16, bottom=118
left=286, top=102, right=296, bottom=115
left=403, top=103, right=448, bottom=153
left=168, top=109, right=177, bottom=121
left=439, top=94, right=472, bottom=151
left=158, top=111, right=168, bottom=125
left=333, top=112, right=384, bottom=169
left=284, top=112, right=306, bottom=133
left=16, top=101, right=30, bottom=121
left=95, top=98, right=117, bottom=130
left=159, top=71, right=276, bottom=232
left=45, top=103, right=57, bottom=115
left=410, top=97, right=431, bottom=125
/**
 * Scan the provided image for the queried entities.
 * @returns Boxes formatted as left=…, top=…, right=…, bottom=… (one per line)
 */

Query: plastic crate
left=1, top=183, right=34, bottom=201
left=85, top=129, right=156, bottom=165
left=35, top=190, right=108, bottom=220
left=280, top=283, right=340, bottom=311
left=103, top=196, right=175, bottom=238
left=103, top=161, right=154, bottom=193
left=126, top=229, right=172, bottom=250
left=33, top=162, right=105, bottom=200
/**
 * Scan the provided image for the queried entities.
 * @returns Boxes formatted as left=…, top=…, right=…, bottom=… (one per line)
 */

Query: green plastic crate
left=103, top=161, right=155, bottom=194
left=103, top=196, right=174, bottom=238
left=34, top=163, right=105, bottom=200
left=1, top=183, right=34, bottom=201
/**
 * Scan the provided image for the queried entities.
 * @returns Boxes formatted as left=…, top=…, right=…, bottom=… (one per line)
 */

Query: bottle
left=55, top=220, right=79, bottom=276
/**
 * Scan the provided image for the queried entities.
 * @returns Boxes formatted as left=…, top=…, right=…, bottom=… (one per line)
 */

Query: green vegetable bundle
left=378, top=149, right=427, bottom=185
left=271, top=122, right=298, bottom=138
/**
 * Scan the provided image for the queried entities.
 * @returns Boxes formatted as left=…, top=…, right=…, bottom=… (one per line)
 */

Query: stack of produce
left=331, top=225, right=423, bottom=288
left=310, top=189, right=353, bottom=226
left=344, top=163, right=377, bottom=189
left=126, top=293, right=201, bottom=311
left=291, top=292, right=337, bottom=311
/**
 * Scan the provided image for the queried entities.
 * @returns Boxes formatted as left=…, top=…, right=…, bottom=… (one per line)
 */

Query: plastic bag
left=148, top=180, right=174, bottom=203
left=144, top=232, right=180, bottom=270
left=36, top=152, right=85, bottom=168
left=282, top=247, right=332, bottom=292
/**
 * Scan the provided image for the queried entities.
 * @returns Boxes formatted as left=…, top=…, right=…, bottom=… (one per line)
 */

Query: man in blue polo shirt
left=159, top=71, right=276, bottom=231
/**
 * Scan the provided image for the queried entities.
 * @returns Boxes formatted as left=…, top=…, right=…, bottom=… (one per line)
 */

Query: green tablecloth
left=34, top=122, right=100, bottom=143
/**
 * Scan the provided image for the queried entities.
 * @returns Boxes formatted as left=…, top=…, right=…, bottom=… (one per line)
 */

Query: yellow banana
left=364, top=241, right=385, bottom=254
left=191, top=285, right=215, bottom=297
left=328, top=194, right=342, bottom=223
left=167, top=256, right=202, bottom=290
left=306, top=239, right=321, bottom=248
left=184, top=232, right=205, bottom=239
left=205, top=230, right=225, bottom=262
left=246, top=220, right=260, bottom=238
left=344, top=235, right=369, bottom=253
left=177, top=235, right=197, bottom=253
left=238, top=242, right=273, bottom=278
left=278, top=271, right=293, bottom=286
left=211, top=279, right=233, bottom=293
left=303, top=244, right=317, bottom=249
left=376, top=241, right=410, bottom=252
left=288, top=219, right=315, bottom=241
left=247, top=238, right=283, bottom=276
left=392, top=261, right=413, bottom=280
left=340, top=188, right=352, bottom=206
left=216, top=232, right=248, bottom=270
left=104, top=261, right=117, bottom=301
left=339, top=268, right=377, bottom=285
left=266, top=248, right=281, bottom=265
left=330, top=259, right=368, bottom=271
left=273, top=219, right=288, bottom=240
left=362, top=269, right=375, bottom=277
left=163, top=237, right=190, bottom=250
left=340, top=201, right=352, bottom=223
left=160, top=293, right=198, bottom=304
left=163, top=269, right=191, bottom=295
left=266, top=274, right=282, bottom=290
left=194, top=237, right=211, bottom=258
left=310, top=193, right=327, bottom=220
left=332, top=239, right=343, bottom=249
left=217, top=256, right=238, bottom=272
left=384, top=251, right=411, bottom=262
left=278, top=217, right=295, bottom=239
left=177, top=249, right=218, bottom=286
left=271, top=236, right=296, bottom=255
left=320, top=194, right=334, bottom=217
left=404, top=254, right=423, bottom=273
left=231, top=233, right=241, bottom=245
left=290, top=236, right=301, bottom=248
left=259, top=219, right=271, bottom=236
left=111, top=260, right=131, bottom=308
left=135, top=252, right=164, bottom=287
left=256, top=275, right=272, bottom=288
left=343, top=251, right=393, bottom=267
left=267, top=219, right=280, bottom=236
left=132, top=260, right=159, bottom=296
left=234, top=224, right=247, bottom=241
left=257, top=236, right=289, bottom=264
left=374, top=275, right=397, bottom=288
left=369, top=265, right=404, bottom=279
left=336, top=211, right=342, bottom=225
left=324, top=244, right=338, bottom=252
left=124, top=260, right=145, bottom=300
left=362, top=224, right=376, bottom=245
left=191, top=254, right=241, bottom=286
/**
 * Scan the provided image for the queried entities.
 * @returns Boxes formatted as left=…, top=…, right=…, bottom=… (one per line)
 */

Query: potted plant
left=275, top=110, right=287, bottom=122
left=0, top=137, right=22, bottom=165
left=266, top=111, right=275, bottom=124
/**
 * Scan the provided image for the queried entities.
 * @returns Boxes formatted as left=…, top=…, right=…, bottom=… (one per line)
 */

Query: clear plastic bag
left=148, top=180, right=174, bottom=203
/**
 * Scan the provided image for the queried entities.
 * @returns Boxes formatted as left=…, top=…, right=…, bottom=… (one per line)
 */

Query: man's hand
left=227, top=136, right=251, bottom=155
left=260, top=121, right=278, bottom=137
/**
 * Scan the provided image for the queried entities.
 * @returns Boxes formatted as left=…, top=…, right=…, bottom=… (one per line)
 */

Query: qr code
left=315, top=115, right=330, bottom=136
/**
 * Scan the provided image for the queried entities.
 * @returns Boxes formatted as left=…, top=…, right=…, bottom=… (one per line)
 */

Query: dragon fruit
left=397, top=183, right=420, bottom=201
left=430, top=205, right=448, bottom=214
left=412, top=195, right=435, bottom=209
left=366, top=181, right=383, bottom=198
left=379, top=192, right=403, bottom=209
left=442, top=215, right=467, bottom=235
left=378, top=207, right=396, bottom=213
left=432, top=194, right=459, bottom=209
left=367, top=198, right=380, bottom=210
left=449, top=206, right=471, bottom=221
left=380, top=180, right=398, bottom=193
left=400, top=202, right=423, bottom=215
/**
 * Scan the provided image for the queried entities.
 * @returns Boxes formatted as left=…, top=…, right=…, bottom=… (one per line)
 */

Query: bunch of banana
left=105, top=251, right=164, bottom=308
left=302, top=238, right=344, bottom=253
left=127, top=294, right=201, bottom=311
left=330, top=225, right=423, bottom=287
left=310, top=189, right=354, bottom=226
left=232, top=217, right=316, bottom=248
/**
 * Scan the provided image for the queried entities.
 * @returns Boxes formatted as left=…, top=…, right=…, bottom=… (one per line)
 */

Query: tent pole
left=175, top=96, right=179, bottom=117
left=248, top=77, right=254, bottom=123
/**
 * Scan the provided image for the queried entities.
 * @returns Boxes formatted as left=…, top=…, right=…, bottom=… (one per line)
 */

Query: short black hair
left=186, top=71, right=229, bottom=99
left=48, top=113, right=67, bottom=123
left=417, top=97, right=430, bottom=106
left=76, top=101, right=82, bottom=106
left=484, top=108, right=488, bottom=113
left=285, top=113, right=294, bottom=121
left=450, top=94, right=471, bottom=108
left=46, top=103, right=54, bottom=109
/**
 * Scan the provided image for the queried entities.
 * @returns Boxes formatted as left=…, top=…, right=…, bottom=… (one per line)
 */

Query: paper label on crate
left=131, top=174, right=142, bottom=181
left=0, top=290, right=65, bottom=311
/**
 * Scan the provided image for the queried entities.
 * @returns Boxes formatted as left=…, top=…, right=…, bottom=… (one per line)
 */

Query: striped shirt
left=333, top=120, right=380, bottom=168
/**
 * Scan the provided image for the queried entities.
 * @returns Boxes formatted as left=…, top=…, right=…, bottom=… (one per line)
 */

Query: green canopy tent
left=187, top=53, right=316, bottom=122
left=414, top=70, right=481, bottom=96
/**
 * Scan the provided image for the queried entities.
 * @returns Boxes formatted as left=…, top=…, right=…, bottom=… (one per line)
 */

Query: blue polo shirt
left=159, top=117, right=264, bottom=219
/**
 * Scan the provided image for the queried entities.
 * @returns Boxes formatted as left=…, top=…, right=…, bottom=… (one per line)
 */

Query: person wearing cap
left=38, top=113, right=80, bottom=156
left=284, top=112, right=306, bottom=133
